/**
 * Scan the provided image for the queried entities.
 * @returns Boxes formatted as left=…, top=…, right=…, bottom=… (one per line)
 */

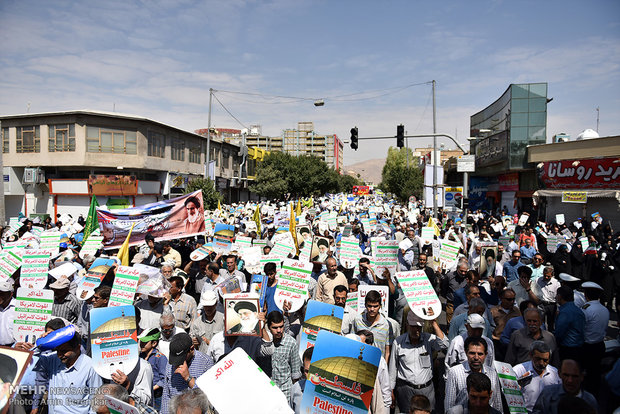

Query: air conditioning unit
left=37, top=169, right=46, bottom=184
left=23, top=168, right=37, bottom=184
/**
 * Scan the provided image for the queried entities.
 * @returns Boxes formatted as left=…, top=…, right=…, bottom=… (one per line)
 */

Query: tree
left=250, top=152, right=340, bottom=199
left=379, top=147, right=423, bottom=202
left=184, top=177, right=222, bottom=210
left=337, top=174, right=362, bottom=193
left=249, top=165, right=288, bottom=199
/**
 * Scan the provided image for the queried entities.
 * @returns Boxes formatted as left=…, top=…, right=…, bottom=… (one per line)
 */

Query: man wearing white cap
left=190, top=290, right=224, bottom=354
left=581, top=281, right=609, bottom=394
left=445, top=313, right=495, bottom=372
left=558, top=273, right=586, bottom=307
left=50, top=277, right=80, bottom=324
left=389, top=311, right=448, bottom=412
left=0, top=279, right=16, bottom=346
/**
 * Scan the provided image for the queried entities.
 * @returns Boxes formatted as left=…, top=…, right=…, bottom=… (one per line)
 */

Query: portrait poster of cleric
left=98, top=190, right=206, bottom=249
left=224, top=296, right=261, bottom=336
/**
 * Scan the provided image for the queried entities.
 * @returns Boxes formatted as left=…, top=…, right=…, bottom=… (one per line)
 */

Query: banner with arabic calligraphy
left=299, top=300, right=344, bottom=359
left=493, top=361, right=527, bottom=413
left=196, top=348, right=292, bottom=414
left=301, top=330, right=381, bottom=414
left=0, top=251, right=22, bottom=281
left=90, top=305, right=139, bottom=380
left=561, top=191, right=587, bottom=203
left=396, top=270, right=441, bottom=320
left=109, top=266, right=141, bottom=307
left=97, top=190, right=206, bottom=249
left=13, top=288, right=54, bottom=342
left=539, top=157, right=620, bottom=189
left=274, top=259, right=312, bottom=313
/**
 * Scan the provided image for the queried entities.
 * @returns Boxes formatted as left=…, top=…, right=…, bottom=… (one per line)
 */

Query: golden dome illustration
left=305, top=314, right=342, bottom=333
left=92, top=315, right=136, bottom=335
left=312, top=356, right=378, bottom=389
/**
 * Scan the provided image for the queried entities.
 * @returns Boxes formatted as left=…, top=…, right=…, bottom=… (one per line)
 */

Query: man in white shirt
left=513, top=341, right=560, bottom=412
left=0, top=280, right=16, bottom=346
left=532, top=266, right=561, bottom=331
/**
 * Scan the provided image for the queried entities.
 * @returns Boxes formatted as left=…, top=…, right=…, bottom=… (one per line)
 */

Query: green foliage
left=379, top=147, right=423, bottom=202
left=337, top=174, right=362, bottom=193
left=184, top=177, right=222, bottom=210
left=250, top=152, right=342, bottom=198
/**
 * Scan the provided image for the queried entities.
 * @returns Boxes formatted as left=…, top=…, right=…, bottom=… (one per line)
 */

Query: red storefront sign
left=540, top=157, right=620, bottom=189
left=498, top=173, right=519, bottom=191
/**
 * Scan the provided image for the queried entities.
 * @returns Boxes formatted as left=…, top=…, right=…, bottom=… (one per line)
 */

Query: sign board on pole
left=457, top=155, right=475, bottom=172
left=444, top=187, right=464, bottom=209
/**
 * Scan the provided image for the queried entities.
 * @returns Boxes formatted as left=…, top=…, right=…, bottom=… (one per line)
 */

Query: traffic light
left=397, top=124, right=405, bottom=148
left=350, top=127, right=358, bottom=150
left=462, top=197, right=469, bottom=210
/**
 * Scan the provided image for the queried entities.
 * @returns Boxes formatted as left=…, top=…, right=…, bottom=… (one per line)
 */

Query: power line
left=212, top=93, right=250, bottom=130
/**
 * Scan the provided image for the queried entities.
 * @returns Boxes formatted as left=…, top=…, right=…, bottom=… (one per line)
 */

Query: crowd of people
left=0, top=193, right=619, bottom=414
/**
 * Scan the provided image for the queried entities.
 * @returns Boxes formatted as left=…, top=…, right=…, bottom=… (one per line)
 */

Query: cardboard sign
left=310, top=236, right=330, bottom=262
left=224, top=295, right=261, bottom=337
left=396, top=270, right=441, bottom=320
left=346, top=292, right=358, bottom=313
left=300, top=330, right=381, bottom=414
left=76, top=258, right=115, bottom=300
left=372, top=239, right=398, bottom=272
left=546, top=235, right=559, bottom=253
left=90, top=305, right=139, bottom=379
left=271, top=232, right=296, bottom=260
left=109, top=266, right=141, bottom=307
left=555, top=214, right=565, bottom=225
left=357, top=285, right=389, bottom=315
left=39, top=232, right=61, bottom=256
left=190, top=245, right=214, bottom=261
left=235, top=235, right=253, bottom=249
left=479, top=242, right=498, bottom=278
left=339, top=236, right=362, bottom=269
left=517, top=213, right=529, bottom=227
left=498, top=235, right=510, bottom=248
left=299, top=300, right=344, bottom=359
left=196, top=348, right=292, bottom=414
left=299, top=240, right=312, bottom=262
left=274, top=259, right=312, bottom=313
left=579, top=236, right=589, bottom=250
left=79, top=235, right=104, bottom=259
left=13, top=288, right=54, bottom=342
left=439, top=239, right=461, bottom=269
left=0, top=251, right=22, bottom=281
left=20, top=250, right=49, bottom=290
left=421, top=226, right=435, bottom=244
left=0, top=346, right=34, bottom=409
left=493, top=361, right=527, bottom=413
left=213, top=223, right=235, bottom=253
left=104, top=395, right=140, bottom=414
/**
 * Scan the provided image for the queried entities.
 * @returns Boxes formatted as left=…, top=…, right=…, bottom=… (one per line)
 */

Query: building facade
left=245, top=121, right=343, bottom=172
left=468, top=83, right=549, bottom=213
left=0, top=110, right=247, bottom=222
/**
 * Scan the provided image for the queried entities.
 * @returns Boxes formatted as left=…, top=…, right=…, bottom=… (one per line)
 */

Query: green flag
left=82, top=195, right=99, bottom=244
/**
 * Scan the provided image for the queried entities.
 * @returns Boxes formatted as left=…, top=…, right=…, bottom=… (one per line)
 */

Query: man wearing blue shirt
left=519, top=238, right=537, bottom=264
left=502, top=250, right=524, bottom=283
left=33, top=330, right=102, bottom=414
left=554, top=286, right=585, bottom=362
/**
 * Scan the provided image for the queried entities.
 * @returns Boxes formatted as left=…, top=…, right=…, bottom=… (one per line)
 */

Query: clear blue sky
left=1, top=0, right=618, bottom=164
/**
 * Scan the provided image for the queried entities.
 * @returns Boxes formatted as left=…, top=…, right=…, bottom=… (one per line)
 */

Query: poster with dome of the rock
left=298, top=300, right=343, bottom=360
left=300, top=330, right=381, bottom=414
left=90, top=305, right=139, bottom=379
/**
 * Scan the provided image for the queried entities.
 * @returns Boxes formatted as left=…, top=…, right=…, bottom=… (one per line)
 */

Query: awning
left=532, top=189, right=620, bottom=206
left=486, top=191, right=500, bottom=202
left=516, top=190, right=535, bottom=198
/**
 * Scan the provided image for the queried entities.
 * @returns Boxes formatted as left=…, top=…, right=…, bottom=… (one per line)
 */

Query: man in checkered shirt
left=266, top=309, right=302, bottom=404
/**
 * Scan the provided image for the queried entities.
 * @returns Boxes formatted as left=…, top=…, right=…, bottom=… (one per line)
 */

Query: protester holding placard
left=353, top=290, right=391, bottom=361
left=313, top=257, right=347, bottom=305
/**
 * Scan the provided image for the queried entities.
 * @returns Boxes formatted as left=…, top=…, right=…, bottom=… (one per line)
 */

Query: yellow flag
left=217, top=199, right=222, bottom=216
left=296, top=199, right=301, bottom=216
left=290, top=202, right=298, bottom=251
left=117, top=223, right=135, bottom=266
left=253, top=204, right=262, bottom=236
left=428, top=217, right=441, bottom=237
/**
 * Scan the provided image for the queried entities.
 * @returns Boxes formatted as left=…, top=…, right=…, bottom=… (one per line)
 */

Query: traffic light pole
left=355, top=132, right=468, bottom=220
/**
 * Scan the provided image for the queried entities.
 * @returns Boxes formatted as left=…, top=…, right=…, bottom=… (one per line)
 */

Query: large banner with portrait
left=97, top=190, right=205, bottom=249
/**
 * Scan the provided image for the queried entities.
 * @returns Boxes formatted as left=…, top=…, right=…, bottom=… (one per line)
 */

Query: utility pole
left=596, top=107, right=600, bottom=133
left=432, top=80, right=438, bottom=219
left=406, top=129, right=409, bottom=168
left=205, top=88, right=213, bottom=179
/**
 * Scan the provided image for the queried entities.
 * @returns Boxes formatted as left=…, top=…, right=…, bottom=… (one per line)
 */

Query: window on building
left=86, top=126, right=137, bottom=154
left=48, top=124, right=76, bottom=152
left=232, top=155, right=239, bottom=173
left=189, top=141, right=201, bottom=164
left=1, top=127, right=8, bottom=153
left=16, top=126, right=40, bottom=153
left=147, top=131, right=165, bottom=158
left=171, top=138, right=185, bottom=161
left=222, top=148, right=230, bottom=169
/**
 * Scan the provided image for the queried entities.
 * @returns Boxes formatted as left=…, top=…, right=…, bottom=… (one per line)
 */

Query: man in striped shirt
left=50, top=277, right=80, bottom=323
left=266, top=310, right=301, bottom=404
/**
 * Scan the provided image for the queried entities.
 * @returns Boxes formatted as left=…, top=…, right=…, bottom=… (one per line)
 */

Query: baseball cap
left=199, top=290, right=218, bottom=307
left=466, top=313, right=485, bottom=329
left=49, top=278, right=71, bottom=290
left=138, top=327, right=161, bottom=343
left=406, top=311, right=424, bottom=327
left=169, top=333, right=193, bottom=367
